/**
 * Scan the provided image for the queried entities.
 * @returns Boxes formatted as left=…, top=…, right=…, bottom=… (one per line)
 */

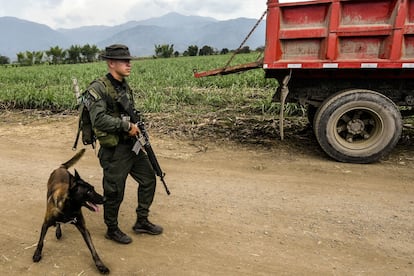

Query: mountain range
left=0, top=12, right=266, bottom=60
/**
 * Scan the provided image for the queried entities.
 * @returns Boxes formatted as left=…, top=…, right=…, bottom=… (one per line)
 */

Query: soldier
left=85, top=44, right=162, bottom=244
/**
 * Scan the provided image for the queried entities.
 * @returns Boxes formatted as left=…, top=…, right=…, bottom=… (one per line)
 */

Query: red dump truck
left=196, top=0, right=414, bottom=163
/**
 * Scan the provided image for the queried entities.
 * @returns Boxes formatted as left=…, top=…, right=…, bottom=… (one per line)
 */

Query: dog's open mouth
left=85, top=202, right=100, bottom=212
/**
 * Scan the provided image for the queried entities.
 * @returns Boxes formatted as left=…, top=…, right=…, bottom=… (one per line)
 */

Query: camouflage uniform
left=85, top=73, right=157, bottom=231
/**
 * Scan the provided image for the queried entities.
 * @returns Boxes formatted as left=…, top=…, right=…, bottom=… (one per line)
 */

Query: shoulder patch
left=87, top=88, right=100, bottom=101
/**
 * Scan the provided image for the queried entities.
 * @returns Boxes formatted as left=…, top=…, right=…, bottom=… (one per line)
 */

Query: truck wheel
left=313, top=89, right=402, bottom=163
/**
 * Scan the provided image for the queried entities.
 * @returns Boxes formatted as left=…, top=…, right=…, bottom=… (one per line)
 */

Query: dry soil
left=0, top=111, right=413, bottom=275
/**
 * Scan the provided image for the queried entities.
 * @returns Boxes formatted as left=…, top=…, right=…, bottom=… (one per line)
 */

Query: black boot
left=105, top=227, right=132, bottom=244
left=132, top=218, right=163, bottom=235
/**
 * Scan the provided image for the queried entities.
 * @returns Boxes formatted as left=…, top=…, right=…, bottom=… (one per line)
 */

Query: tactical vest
left=72, top=76, right=133, bottom=149
left=92, top=76, right=133, bottom=148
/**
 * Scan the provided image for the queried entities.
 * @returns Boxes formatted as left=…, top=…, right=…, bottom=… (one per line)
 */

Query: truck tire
left=313, top=89, right=402, bottom=163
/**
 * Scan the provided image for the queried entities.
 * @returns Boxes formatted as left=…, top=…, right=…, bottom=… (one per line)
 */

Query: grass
left=0, top=53, right=283, bottom=116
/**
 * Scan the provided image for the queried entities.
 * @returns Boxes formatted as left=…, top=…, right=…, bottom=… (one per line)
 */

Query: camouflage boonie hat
left=100, top=44, right=133, bottom=60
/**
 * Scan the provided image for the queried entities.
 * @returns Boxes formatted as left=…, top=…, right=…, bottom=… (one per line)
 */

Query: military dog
left=32, top=149, right=110, bottom=274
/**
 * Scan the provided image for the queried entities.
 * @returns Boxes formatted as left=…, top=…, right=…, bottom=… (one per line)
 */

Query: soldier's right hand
left=128, top=123, right=140, bottom=136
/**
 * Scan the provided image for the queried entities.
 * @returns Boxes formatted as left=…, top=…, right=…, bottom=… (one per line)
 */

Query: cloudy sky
left=0, top=0, right=302, bottom=29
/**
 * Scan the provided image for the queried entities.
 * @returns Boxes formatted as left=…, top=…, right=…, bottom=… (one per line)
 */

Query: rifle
left=117, top=92, right=171, bottom=195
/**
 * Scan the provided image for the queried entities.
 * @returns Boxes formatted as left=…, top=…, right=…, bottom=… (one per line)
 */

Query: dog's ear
left=74, top=169, right=80, bottom=180
left=69, top=169, right=81, bottom=189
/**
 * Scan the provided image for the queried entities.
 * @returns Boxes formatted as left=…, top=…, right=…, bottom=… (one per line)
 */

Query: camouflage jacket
left=84, top=73, right=133, bottom=147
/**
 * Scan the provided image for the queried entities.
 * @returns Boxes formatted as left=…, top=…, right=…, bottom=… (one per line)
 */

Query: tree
left=154, top=44, right=174, bottom=58
left=238, top=46, right=251, bottom=54
left=45, top=46, right=66, bottom=64
left=25, top=51, right=34, bottom=66
left=220, top=48, right=229, bottom=55
left=67, top=45, right=82, bottom=64
left=33, top=51, right=44, bottom=64
left=15, top=51, right=43, bottom=66
left=81, top=44, right=100, bottom=62
left=16, top=52, right=25, bottom=65
left=0, top=55, right=10, bottom=65
left=199, top=45, right=215, bottom=56
left=255, top=46, right=265, bottom=52
left=185, top=45, right=198, bottom=56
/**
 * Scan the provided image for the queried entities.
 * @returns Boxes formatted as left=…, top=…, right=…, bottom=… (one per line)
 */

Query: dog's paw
left=97, top=264, right=110, bottom=274
left=32, top=253, right=42, bottom=262
left=55, top=223, right=62, bottom=239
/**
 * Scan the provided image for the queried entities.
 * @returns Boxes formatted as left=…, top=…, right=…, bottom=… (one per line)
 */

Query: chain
left=223, top=10, right=267, bottom=69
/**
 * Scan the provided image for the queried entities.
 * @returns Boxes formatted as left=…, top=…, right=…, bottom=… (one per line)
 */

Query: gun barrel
left=160, top=176, right=171, bottom=195
left=144, top=144, right=171, bottom=195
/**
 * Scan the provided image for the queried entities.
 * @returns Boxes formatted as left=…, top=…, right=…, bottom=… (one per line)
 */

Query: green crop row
left=0, top=53, right=288, bottom=115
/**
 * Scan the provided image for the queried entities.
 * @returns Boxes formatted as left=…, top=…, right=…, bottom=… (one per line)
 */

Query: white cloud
left=0, top=0, right=269, bottom=29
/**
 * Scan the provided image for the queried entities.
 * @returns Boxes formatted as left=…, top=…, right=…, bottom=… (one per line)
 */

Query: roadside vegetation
left=0, top=43, right=256, bottom=66
left=0, top=52, right=281, bottom=112
left=0, top=52, right=309, bottom=144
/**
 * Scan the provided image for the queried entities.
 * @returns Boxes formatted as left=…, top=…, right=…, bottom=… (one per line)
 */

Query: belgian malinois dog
left=32, top=149, right=110, bottom=274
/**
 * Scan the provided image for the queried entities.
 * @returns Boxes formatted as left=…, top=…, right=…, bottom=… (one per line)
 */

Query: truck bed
left=264, top=0, right=414, bottom=71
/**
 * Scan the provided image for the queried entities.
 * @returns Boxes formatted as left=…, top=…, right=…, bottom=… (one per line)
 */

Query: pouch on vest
left=94, top=128, right=119, bottom=148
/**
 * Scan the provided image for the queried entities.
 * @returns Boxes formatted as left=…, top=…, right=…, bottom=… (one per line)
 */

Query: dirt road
left=0, top=111, right=413, bottom=275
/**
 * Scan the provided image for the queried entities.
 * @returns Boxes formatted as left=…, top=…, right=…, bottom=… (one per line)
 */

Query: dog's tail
left=61, top=148, right=86, bottom=169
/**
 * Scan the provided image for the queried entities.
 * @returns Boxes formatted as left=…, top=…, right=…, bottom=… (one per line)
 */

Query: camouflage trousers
left=98, top=142, right=156, bottom=229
